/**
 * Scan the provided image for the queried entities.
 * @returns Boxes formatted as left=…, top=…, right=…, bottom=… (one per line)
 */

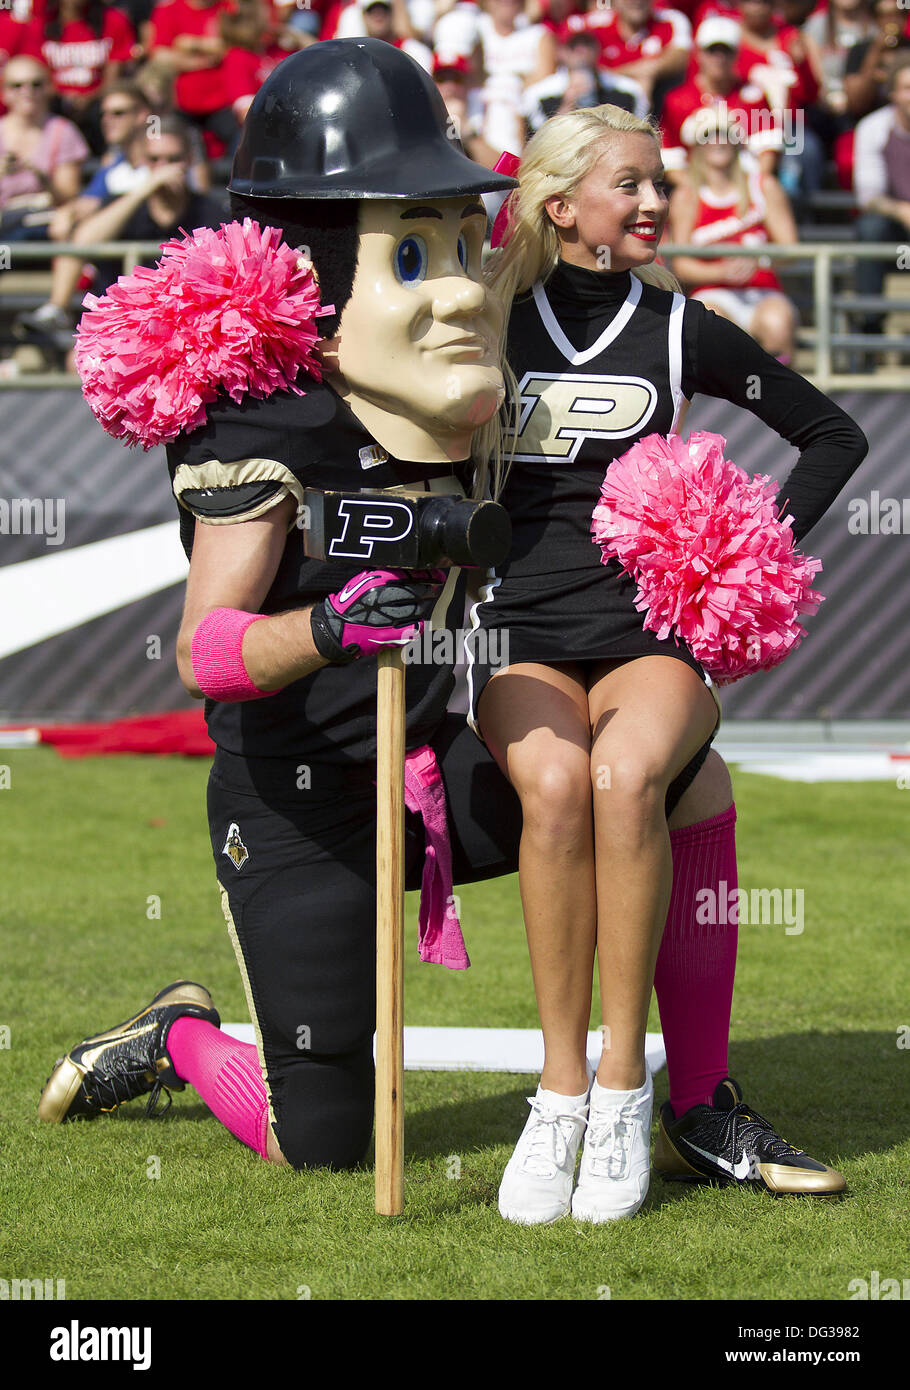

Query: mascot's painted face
left=328, top=197, right=505, bottom=462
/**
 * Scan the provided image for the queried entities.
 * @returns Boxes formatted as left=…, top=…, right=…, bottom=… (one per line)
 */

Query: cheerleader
left=467, top=103, right=867, bottom=1224
left=668, top=105, right=799, bottom=361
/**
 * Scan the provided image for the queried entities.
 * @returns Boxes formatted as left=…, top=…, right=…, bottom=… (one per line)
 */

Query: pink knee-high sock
left=654, top=805, right=738, bottom=1119
left=167, top=1017, right=271, bottom=1158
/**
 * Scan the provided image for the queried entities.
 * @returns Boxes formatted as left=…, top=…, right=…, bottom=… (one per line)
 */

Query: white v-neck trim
left=532, top=273, right=642, bottom=365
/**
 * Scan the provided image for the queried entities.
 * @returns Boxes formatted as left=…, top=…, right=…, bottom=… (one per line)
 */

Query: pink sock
left=654, top=805, right=738, bottom=1119
left=167, top=1017, right=271, bottom=1158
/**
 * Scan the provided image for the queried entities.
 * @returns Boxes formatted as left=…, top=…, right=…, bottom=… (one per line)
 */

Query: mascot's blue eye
left=456, top=232, right=469, bottom=270
left=395, top=235, right=428, bottom=285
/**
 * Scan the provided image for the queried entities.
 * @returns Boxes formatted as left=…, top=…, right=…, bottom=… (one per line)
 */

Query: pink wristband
left=191, top=608, right=281, bottom=702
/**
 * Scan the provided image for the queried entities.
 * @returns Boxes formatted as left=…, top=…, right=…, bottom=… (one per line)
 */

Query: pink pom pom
left=75, top=219, right=331, bottom=449
left=591, top=431, right=824, bottom=683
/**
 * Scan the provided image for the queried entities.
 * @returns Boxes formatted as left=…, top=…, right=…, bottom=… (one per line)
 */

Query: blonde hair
left=473, top=105, right=681, bottom=497
left=685, top=111, right=751, bottom=219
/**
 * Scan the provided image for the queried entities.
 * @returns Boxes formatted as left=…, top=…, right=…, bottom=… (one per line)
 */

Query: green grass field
left=1, top=748, right=908, bottom=1302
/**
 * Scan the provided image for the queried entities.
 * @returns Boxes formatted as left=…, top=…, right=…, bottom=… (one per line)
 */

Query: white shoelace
left=584, top=1094, right=651, bottom=1179
left=516, top=1096, right=589, bottom=1179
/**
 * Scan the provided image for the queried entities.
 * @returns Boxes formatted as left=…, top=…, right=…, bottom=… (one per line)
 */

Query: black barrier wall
left=0, top=387, right=904, bottom=721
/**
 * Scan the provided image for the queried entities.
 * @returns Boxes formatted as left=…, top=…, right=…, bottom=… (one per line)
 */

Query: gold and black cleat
left=654, top=1078, right=846, bottom=1196
left=38, top=981, right=220, bottom=1124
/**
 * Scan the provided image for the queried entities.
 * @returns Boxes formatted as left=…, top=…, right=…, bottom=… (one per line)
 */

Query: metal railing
left=1, top=238, right=908, bottom=392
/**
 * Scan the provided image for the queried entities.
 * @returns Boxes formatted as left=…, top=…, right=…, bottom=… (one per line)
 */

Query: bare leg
left=668, top=748, right=733, bottom=830
left=48, top=253, right=88, bottom=313
left=750, top=293, right=797, bottom=358
left=266, top=1127, right=289, bottom=1165
left=478, top=662, right=595, bottom=1098
left=587, top=657, right=719, bottom=1091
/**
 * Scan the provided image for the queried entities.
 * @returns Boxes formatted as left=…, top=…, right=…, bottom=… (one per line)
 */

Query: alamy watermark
left=848, top=1270, right=909, bottom=1299
left=0, top=497, right=65, bottom=546
left=696, top=881, right=805, bottom=935
left=50, top=1322, right=151, bottom=1369
left=402, top=622, right=508, bottom=669
left=847, top=491, right=910, bottom=535
left=1, top=1276, right=65, bottom=1300
left=691, top=103, right=806, bottom=155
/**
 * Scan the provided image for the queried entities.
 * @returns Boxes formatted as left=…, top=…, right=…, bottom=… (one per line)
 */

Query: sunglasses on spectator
left=6, top=79, right=48, bottom=90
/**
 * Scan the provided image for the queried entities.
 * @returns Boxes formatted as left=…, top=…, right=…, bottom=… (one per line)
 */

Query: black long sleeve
left=682, top=301, right=869, bottom=544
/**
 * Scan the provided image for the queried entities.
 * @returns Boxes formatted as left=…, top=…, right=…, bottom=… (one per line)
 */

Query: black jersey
left=464, top=259, right=868, bottom=725
left=501, top=259, right=868, bottom=575
left=504, top=266, right=687, bottom=575
left=166, top=381, right=470, bottom=764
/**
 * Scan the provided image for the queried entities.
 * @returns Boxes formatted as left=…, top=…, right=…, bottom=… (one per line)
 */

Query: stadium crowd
left=1, top=0, right=908, bottom=367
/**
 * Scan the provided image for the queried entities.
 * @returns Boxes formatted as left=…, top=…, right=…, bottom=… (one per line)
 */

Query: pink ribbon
left=403, top=745, right=470, bottom=970
left=490, top=151, right=521, bottom=249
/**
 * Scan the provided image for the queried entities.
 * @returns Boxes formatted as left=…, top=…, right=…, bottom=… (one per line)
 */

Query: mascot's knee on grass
left=60, top=41, right=517, bottom=1172
left=215, top=43, right=514, bottom=1169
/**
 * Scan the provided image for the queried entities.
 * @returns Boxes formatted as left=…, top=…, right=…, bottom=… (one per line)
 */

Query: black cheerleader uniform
left=465, top=258, right=868, bottom=733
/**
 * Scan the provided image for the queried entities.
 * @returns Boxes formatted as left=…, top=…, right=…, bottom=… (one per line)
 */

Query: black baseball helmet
left=228, top=38, right=518, bottom=200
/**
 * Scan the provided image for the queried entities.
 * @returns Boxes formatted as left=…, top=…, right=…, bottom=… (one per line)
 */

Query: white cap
left=695, top=16, right=741, bottom=49
left=434, top=3, right=481, bottom=58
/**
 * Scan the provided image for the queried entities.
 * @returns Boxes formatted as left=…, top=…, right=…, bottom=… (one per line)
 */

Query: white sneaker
left=571, top=1065, right=653, bottom=1223
left=498, top=1083, right=591, bottom=1226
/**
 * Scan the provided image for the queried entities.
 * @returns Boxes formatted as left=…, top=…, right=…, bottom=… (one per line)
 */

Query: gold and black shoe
left=38, top=981, right=220, bottom=1123
left=654, top=1077, right=846, bottom=1196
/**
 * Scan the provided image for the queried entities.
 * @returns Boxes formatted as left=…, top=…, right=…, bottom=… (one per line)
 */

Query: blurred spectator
left=0, top=6, right=44, bottom=114
left=16, top=87, right=153, bottom=347
left=41, top=0, right=137, bottom=154
left=147, top=0, right=236, bottom=155
left=730, top=0, right=817, bottom=111
left=564, top=0, right=692, bottom=109
left=728, top=0, right=823, bottom=197
left=801, top=0, right=875, bottom=188
left=669, top=105, right=798, bottom=359
left=475, top=0, right=557, bottom=154
left=776, top=0, right=816, bottom=27
left=662, top=16, right=782, bottom=179
left=803, top=0, right=876, bottom=120
left=433, top=0, right=482, bottom=62
left=853, top=55, right=910, bottom=337
left=276, top=0, right=327, bottom=41
left=432, top=50, right=500, bottom=163
left=75, top=113, right=224, bottom=246
left=220, top=0, right=306, bottom=126
left=523, top=30, right=648, bottom=137
left=0, top=55, right=88, bottom=240
left=48, top=79, right=151, bottom=239
left=346, top=0, right=434, bottom=69
left=334, top=0, right=420, bottom=43
left=532, top=0, right=584, bottom=37
left=24, top=115, right=224, bottom=366
left=844, top=0, right=910, bottom=119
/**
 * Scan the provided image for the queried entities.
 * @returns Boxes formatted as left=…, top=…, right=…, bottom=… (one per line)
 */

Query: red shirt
left=688, top=169, right=781, bottom=291
left=0, top=11, right=44, bottom=114
left=41, top=10, right=135, bottom=97
left=150, top=0, right=234, bottom=114
left=220, top=41, right=289, bottom=104
left=689, top=3, right=818, bottom=108
left=0, top=10, right=43, bottom=64
left=661, top=75, right=782, bottom=167
left=562, top=6, right=692, bottom=65
left=315, top=0, right=349, bottom=41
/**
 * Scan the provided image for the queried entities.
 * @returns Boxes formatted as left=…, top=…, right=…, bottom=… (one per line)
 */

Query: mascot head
left=228, top=39, right=517, bottom=463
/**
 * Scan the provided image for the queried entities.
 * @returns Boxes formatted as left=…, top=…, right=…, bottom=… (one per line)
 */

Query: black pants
left=208, top=718, right=710, bottom=1170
